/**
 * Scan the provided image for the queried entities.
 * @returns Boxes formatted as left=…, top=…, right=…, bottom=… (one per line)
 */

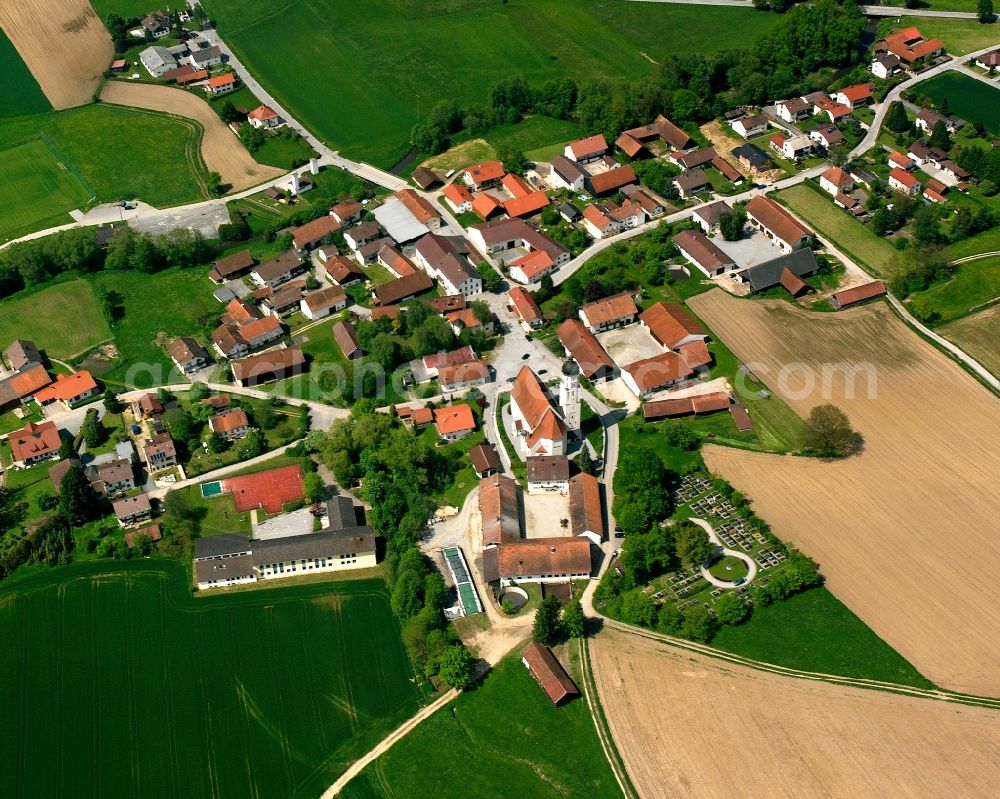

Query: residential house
left=443, top=182, right=474, bottom=213
left=939, top=159, right=971, bottom=182
left=130, top=393, right=163, bottom=420
left=472, top=192, right=503, bottom=221
left=770, top=133, right=812, bottom=161
left=621, top=186, right=665, bottom=217
left=508, top=250, right=558, bottom=285
left=247, top=105, right=281, bottom=129
left=549, top=155, right=587, bottom=191
left=434, top=403, right=477, bottom=442
left=141, top=10, right=171, bottom=38
left=503, top=189, right=549, bottom=219
left=261, top=280, right=306, bottom=318
left=831, top=280, right=886, bottom=310
left=564, top=134, right=608, bottom=164
left=640, top=302, right=708, bottom=350
left=834, top=84, right=873, bottom=109
left=462, top=161, right=505, bottom=191
left=332, top=320, right=364, bottom=360
left=924, top=178, right=948, bottom=203
left=746, top=195, right=812, bottom=253
left=499, top=539, right=591, bottom=586
left=508, top=286, right=544, bottom=330
left=508, top=366, right=568, bottom=457
left=411, top=167, right=439, bottom=190
left=209, top=408, right=250, bottom=441
left=205, top=73, right=237, bottom=95
left=139, top=45, right=177, bottom=77
left=467, top=218, right=569, bottom=275
left=916, top=108, right=946, bottom=135
left=210, top=250, right=254, bottom=283
left=582, top=204, right=617, bottom=240
left=231, top=347, right=306, bottom=387
left=300, top=285, right=348, bottom=320
left=5, top=339, right=42, bottom=371
left=775, top=98, right=810, bottom=123
left=810, top=94, right=853, bottom=123
left=143, top=432, right=177, bottom=470
left=92, top=459, right=135, bottom=496
left=33, top=371, right=98, bottom=409
left=319, top=255, right=364, bottom=286
left=413, top=234, right=482, bottom=297
left=438, top=360, right=489, bottom=392
left=378, top=244, right=418, bottom=277
left=344, top=221, right=384, bottom=252
left=421, top=346, right=476, bottom=379
left=469, top=442, right=500, bottom=478
left=889, top=150, right=914, bottom=171
left=556, top=319, right=616, bottom=383
left=673, top=229, right=736, bottom=277
left=907, top=142, right=947, bottom=167
left=526, top=455, right=570, bottom=494
left=167, top=337, right=211, bottom=377
left=9, top=421, right=61, bottom=468
left=974, top=50, right=1000, bottom=70
left=620, top=115, right=695, bottom=152
left=669, top=146, right=715, bottom=171
left=809, top=124, right=845, bottom=150
left=615, top=132, right=646, bottom=159
left=355, top=236, right=394, bottom=266
left=188, top=42, right=222, bottom=69
left=113, top=494, right=152, bottom=527
left=331, top=200, right=363, bottom=225
left=674, top=169, right=710, bottom=199
left=819, top=166, right=854, bottom=197
left=874, top=27, right=944, bottom=69
left=889, top=167, right=921, bottom=195
left=871, top=53, right=902, bottom=79
left=579, top=292, right=638, bottom=333
left=292, top=215, right=341, bottom=251
left=732, top=143, right=774, bottom=175
left=731, top=114, right=768, bottom=139
left=251, top=250, right=306, bottom=288
left=586, top=165, right=636, bottom=195
left=691, top=200, right=733, bottom=235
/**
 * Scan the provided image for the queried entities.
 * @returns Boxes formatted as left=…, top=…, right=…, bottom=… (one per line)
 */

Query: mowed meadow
left=202, top=0, right=780, bottom=166
left=0, top=562, right=423, bottom=799
left=0, top=29, right=49, bottom=117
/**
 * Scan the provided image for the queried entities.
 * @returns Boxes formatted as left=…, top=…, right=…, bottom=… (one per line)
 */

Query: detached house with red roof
left=564, top=134, right=608, bottom=164
left=9, top=420, right=62, bottom=468
left=462, top=160, right=505, bottom=191
left=434, top=403, right=477, bottom=442
left=247, top=105, right=281, bottom=129
left=209, top=408, right=250, bottom=441
left=33, top=371, right=98, bottom=409
left=579, top=292, right=638, bottom=333
left=889, top=167, right=921, bottom=196
left=508, top=286, right=543, bottom=330
left=442, top=182, right=474, bottom=213
left=746, top=195, right=812, bottom=253
left=875, top=27, right=944, bottom=69
left=833, top=84, right=874, bottom=109
left=819, top=166, right=854, bottom=197
left=205, top=73, right=237, bottom=95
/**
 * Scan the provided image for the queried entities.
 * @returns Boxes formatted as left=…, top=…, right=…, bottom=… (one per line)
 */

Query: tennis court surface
left=221, top=465, right=304, bottom=513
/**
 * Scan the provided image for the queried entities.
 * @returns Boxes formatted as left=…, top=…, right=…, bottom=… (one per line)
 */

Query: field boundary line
left=598, top=618, right=1000, bottom=709
left=579, top=636, right=640, bottom=799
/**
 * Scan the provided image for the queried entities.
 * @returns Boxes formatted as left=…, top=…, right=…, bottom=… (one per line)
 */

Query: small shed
left=522, top=642, right=580, bottom=705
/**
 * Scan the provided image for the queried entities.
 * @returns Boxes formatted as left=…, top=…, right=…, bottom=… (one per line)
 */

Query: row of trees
left=411, top=0, right=866, bottom=157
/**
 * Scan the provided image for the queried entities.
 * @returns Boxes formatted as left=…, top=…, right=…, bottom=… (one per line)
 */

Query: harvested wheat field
left=0, top=0, right=112, bottom=108
left=686, top=289, right=1000, bottom=696
left=940, top=304, right=1000, bottom=382
left=591, top=627, right=1000, bottom=799
left=100, top=82, right=283, bottom=192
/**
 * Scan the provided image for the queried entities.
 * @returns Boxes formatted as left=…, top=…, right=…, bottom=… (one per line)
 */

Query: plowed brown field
left=591, top=627, right=1000, bottom=799
left=687, top=289, right=1000, bottom=696
left=0, top=0, right=112, bottom=109
left=100, top=82, right=283, bottom=192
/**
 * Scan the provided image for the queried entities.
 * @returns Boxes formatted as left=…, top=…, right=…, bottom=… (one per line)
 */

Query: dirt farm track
left=687, top=289, right=1000, bottom=696
left=591, top=627, right=1000, bottom=799
left=100, top=82, right=283, bottom=192
left=0, top=0, right=112, bottom=109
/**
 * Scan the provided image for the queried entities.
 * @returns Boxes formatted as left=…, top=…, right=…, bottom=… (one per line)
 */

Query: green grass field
left=909, top=72, right=1000, bottom=134
left=908, top=256, right=1000, bottom=323
left=89, top=0, right=157, bottom=17
left=0, top=140, right=93, bottom=241
left=89, top=267, right=219, bottom=386
left=911, top=18, right=1000, bottom=56
left=777, top=183, right=899, bottom=277
left=939, top=304, right=1000, bottom=379
left=340, top=651, right=620, bottom=798
left=0, top=561, right=423, bottom=799
left=203, top=0, right=779, bottom=167
left=0, top=279, right=112, bottom=359
left=0, top=30, right=50, bottom=117
left=711, top=588, right=935, bottom=688
left=0, top=105, right=207, bottom=235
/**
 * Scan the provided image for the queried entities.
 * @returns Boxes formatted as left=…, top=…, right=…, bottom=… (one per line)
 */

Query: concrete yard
left=596, top=324, right=661, bottom=366
left=522, top=491, right=571, bottom=539
left=712, top=228, right=786, bottom=269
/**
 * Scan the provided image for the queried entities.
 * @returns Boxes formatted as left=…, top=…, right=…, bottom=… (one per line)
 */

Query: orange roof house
left=472, top=192, right=503, bottom=220
left=434, top=403, right=477, bottom=438
left=640, top=302, right=707, bottom=350
left=33, top=371, right=97, bottom=407
left=877, top=27, right=944, bottom=64
left=248, top=104, right=279, bottom=123
left=443, top=182, right=474, bottom=211
left=10, top=420, right=62, bottom=466
left=508, top=286, right=543, bottom=328
left=463, top=160, right=505, bottom=189
left=503, top=190, right=549, bottom=218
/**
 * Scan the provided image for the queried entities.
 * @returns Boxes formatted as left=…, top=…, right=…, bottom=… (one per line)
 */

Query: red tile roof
left=890, top=167, right=918, bottom=188
left=292, top=214, right=340, bottom=248
left=464, top=160, right=505, bottom=185
left=580, top=292, right=638, bottom=327
left=556, top=319, right=615, bottom=381
left=443, top=182, right=474, bottom=207
left=503, top=190, right=549, bottom=218
left=640, top=302, right=706, bottom=349
left=509, top=249, right=554, bottom=280
left=588, top=165, right=637, bottom=194
left=434, top=403, right=476, bottom=436
left=472, top=192, right=503, bottom=220
left=207, top=73, right=236, bottom=88
left=511, top=366, right=555, bottom=429
left=33, top=371, right=97, bottom=404
left=623, top=352, right=691, bottom=392
left=248, top=104, right=278, bottom=122
left=9, top=420, right=61, bottom=463
left=395, top=188, right=439, bottom=225
left=833, top=280, right=886, bottom=309
left=837, top=83, right=873, bottom=103
left=746, top=196, right=811, bottom=248
left=209, top=408, right=249, bottom=434
left=521, top=641, right=580, bottom=704
left=568, top=134, right=608, bottom=159
left=508, top=286, right=543, bottom=325
left=501, top=538, right=591, bottom=580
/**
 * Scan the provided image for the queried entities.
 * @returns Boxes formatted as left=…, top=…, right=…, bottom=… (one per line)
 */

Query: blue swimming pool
left=200, top=481, right=223, bottom=498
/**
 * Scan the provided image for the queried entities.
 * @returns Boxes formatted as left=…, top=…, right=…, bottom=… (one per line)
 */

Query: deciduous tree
left=804, top=403, right=863, bottom=457
left=532, top=595, right=564, bottom=646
